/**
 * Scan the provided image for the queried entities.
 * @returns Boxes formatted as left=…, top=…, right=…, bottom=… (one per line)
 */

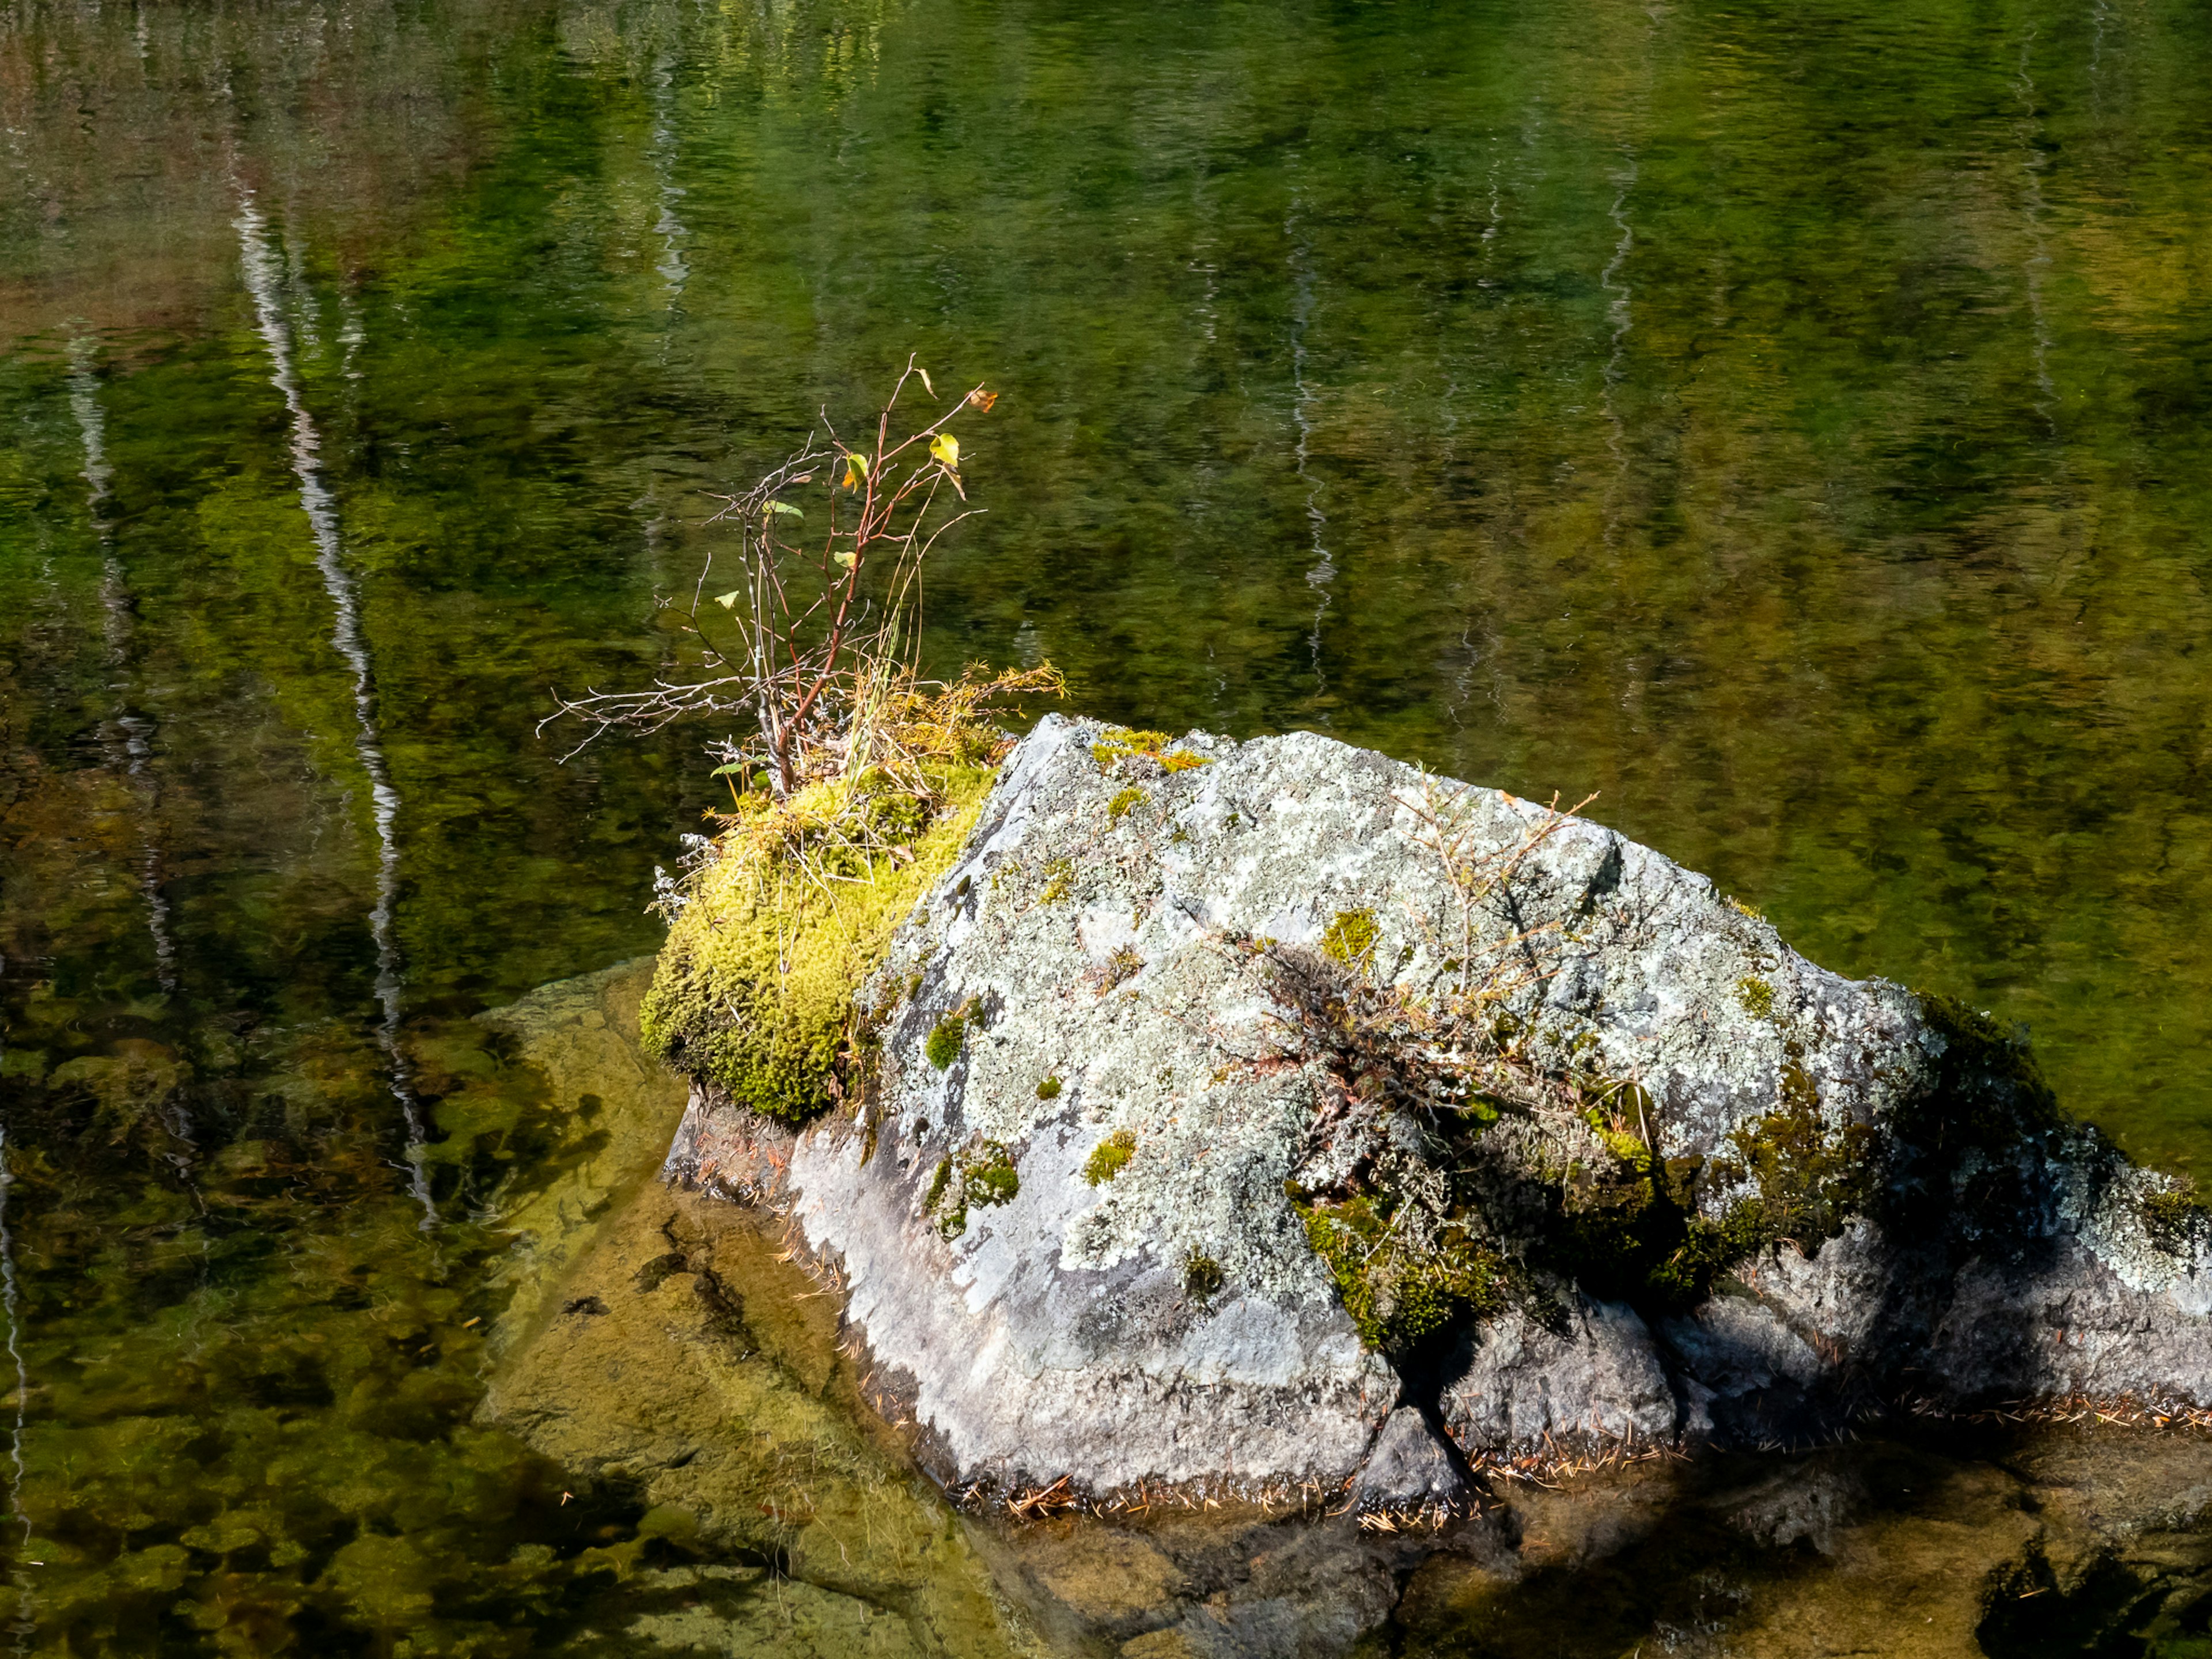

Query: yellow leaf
left=714, top=590, right=740, bottom=609
left=930, top=433, right=960, bottom=470
left=833, top=549, right=857, bottom=569
left=918, top=367, right=934, bottom=396
left=842, top=452, right=870, bottom=490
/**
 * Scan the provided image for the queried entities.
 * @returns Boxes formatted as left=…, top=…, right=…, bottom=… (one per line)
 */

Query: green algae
left=641, top=763, right=994, bottom=1125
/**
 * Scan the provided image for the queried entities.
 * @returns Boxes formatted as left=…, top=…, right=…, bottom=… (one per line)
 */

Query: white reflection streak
left=234, top=192, right=438, bottom=1227
left=66, top=335, right=181, bottom=1001
left=650, top=48, right=689, bottom=303
left=0, top=1126, right=32, bottom=1652
left=1600, top=145, right=1638, bottom=546
left=1288, top=196, right=1332, bottom=700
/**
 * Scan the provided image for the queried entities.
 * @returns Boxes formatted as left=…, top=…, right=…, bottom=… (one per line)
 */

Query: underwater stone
left=660, top=715, right=2212, bottom=1493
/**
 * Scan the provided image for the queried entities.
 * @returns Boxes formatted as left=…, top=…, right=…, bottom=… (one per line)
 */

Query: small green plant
left=1102, top=945, right=1143, bottom=990
left=1159, top=749, right=1213, bottom=773
left=1321, top=908, right=1379, bottom=969
left=1036, top=1075, right=1062, bottom=1101
left=1107, top=786, right=1146, bottom=820
left=1083, top=1128, right=1136, bottom=1184
left=1725, top=894, right=1766, bottom=922
left=1038, top=858, right=1074, bottom=904
left=923, top=1156, right=953, bottom=1213
left=1183, top=1251, right=1225, bottom=1301
left=925, top=997, right=980, bottom=1070
left=1735, top=976, right=1775, bottom=1019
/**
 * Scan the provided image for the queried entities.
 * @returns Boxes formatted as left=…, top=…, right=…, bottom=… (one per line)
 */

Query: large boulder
left=661, top=715, right=2212, bottom=1494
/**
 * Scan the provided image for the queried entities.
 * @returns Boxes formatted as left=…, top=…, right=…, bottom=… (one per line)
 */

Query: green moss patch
left=1083, top=1128, right=1135, bottom=1185
left=926, top=1140, right=1021, bottom=1240
left=1183, top=1252, right=1225, bottom=1301
left=925, top=996, right=982, bottom=1071
left=1298, top=1195, right=1502, bottom=1355
left=640, top=762, right=994, bottom=1126
left=1107, top=786, right=1146, bottom=820
left=1321, top=908, right=1379, bottom=969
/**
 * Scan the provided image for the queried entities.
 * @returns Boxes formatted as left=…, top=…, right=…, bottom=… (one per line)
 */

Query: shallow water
left=3, top=0, right=2212, bottom=1649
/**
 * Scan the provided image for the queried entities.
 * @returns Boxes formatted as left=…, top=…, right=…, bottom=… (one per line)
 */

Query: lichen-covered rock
left=660, top=715, right=2212, bottom=1494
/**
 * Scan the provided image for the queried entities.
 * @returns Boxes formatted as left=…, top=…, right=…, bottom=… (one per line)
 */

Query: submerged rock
left=660, top=715, right=2212, bottom=1495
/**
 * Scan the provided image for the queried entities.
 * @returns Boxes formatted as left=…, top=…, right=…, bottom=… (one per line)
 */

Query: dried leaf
left=918, top=366, right=934, bottom=396
left=965, top=388, right=998, bottom=411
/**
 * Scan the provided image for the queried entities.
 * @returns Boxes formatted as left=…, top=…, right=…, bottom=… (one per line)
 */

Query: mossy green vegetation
left=1039, top=857, right=1075, bottom=904
left=1107, top=785, right=1146, bottom=820
left=926, top=1140, right=1021, bottom=1239
left=1298, top=1194, right=1502, bottom=1353
left=1321, top=907, right=1379, bottom=968
left=1183, top=1251, right=1225, bottom=1301
left=1091, top=728, right=1174, bottom=770
left=1090, top=726, right=1213, bottom=775
left=2145, top=1181, right=2211, bottom=1254
left=1734, top=976, right=1775, bottom=1019
left=642, top=761, right=995, bottom=1124
left=926, top=996, right=982, bottom=1071
left=1036, top=1074, right=1063, bottom=1100
left=1083, top=1128, right=1136, bottom=1184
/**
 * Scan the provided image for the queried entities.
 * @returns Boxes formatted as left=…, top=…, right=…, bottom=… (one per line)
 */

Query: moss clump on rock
left=1183, top=1251, right=1225, bottom=1301
left=641, top=762, right=995, bottom=1126
left=1299, top=1195, right=1502, bottom=1355
left=925, top=997, right=982, bottom=1071
left=1320, top=908, right=1378, bottom=969
left=1082, top=1128, right=1135, bottom=1185
left=926, top=1140, right=1021, bottom=1239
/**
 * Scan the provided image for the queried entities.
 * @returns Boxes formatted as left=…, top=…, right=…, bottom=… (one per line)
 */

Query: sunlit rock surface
left=663, top=715, right=2212, bottom=1494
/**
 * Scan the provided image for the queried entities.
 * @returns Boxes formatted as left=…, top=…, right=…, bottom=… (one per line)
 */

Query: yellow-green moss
left=1735, top=976, right=1775, bottom=1019
left=640, top=763, right=994, bottom=1126
left=1298, top=1195, right=1501, bottom=1354
left=1082, top=1128, right=1135, bottom=1185
left=1038, top=858, right=1074, bottom=904
left=1320, top=908, right=1378, bottom=969
left=1091, top=728, right=1173, bottom=771
left=1036, top=1075, right=1062, bottom=1101
left=1107, top=786, right=1146, bottom=820
left=1159, top=749, right=1212, bottom=773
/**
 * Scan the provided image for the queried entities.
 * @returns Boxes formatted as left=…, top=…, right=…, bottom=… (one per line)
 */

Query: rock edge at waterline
left=660, top=715, right=2212, bottom=1495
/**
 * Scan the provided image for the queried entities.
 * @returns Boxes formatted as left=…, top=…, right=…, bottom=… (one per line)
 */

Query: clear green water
left=3, top=0, right=2212, bottom=1649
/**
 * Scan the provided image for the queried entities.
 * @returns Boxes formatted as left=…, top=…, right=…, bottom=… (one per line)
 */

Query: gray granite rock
left=661, top=715, right=2212, bottom=1494
left=1352, top=1406, right=1470, bottom=1512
